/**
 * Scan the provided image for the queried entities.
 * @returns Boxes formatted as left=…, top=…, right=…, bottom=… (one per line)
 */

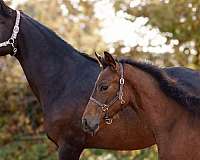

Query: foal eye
left=99, top=85, right=109, bottom=92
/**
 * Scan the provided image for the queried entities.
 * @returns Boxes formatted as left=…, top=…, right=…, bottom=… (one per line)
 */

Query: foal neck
left=124, top=64, right=183, bottom=127
left=124, top=64, right=200, bottom=159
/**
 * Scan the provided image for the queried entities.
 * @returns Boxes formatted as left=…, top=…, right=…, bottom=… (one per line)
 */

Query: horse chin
left=91, top=125, right=100, bottom=136
left=82, top=123, right=100, bottom=136
left=0, top=48, right=10, bottom=56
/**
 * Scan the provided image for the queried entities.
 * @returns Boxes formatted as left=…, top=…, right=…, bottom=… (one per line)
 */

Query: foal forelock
left=119, top=59, right=200, bottom=117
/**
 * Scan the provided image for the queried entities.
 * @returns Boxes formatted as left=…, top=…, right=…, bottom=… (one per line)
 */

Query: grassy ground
left=0, top=135, right=158, bottom=160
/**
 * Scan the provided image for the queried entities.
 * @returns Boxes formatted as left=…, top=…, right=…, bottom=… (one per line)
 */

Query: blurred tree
left=19, top=0, right=106, bottom=54
left=116, top=0, right=200, bottom=68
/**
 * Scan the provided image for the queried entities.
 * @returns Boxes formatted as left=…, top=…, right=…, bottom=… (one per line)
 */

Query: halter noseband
left=0, top=10, right=20, bottom=56
left=89, top=63, right=125, bottom=125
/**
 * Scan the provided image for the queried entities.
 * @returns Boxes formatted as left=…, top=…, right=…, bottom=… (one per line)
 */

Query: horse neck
left=16, top=13, right=99, bottom=107
left=125, top=64, right=200, bottom=158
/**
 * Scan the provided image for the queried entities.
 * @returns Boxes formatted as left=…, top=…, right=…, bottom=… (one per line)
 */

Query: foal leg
left=58, top=144, right=83, bottom=160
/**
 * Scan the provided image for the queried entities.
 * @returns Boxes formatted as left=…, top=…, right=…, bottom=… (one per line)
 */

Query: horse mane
left=119, top=58, right=200, bottom=116
left=78, top=52, right=98, bottom=63
left=22, top=12, right=98, bottom=63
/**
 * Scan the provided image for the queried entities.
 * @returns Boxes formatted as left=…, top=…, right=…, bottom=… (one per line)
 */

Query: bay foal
left=82, top=52, right=200, bottom=160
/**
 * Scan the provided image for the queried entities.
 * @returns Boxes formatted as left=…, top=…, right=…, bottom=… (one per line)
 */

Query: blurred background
left=0, top=0, right=200, bottom=159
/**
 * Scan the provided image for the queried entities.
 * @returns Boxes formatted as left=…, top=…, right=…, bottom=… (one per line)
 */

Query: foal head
left=0, top=1, right=18, bottom=56
left=82, top=52, right=133, bottom=134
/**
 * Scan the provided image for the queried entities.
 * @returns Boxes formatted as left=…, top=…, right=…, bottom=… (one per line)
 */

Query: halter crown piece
left=89, top=63, right=125, bottom=125
left=0, top=10, right=21, bottom=56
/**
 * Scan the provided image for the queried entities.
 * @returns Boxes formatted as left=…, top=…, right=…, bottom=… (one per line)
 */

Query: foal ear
left=95, top=52, right=107, bottom=68
left=104, top=51, right=116, bottom=70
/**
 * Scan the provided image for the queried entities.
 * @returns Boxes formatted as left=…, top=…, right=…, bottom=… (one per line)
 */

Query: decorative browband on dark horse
left=0, top=10, right=20, bottom=56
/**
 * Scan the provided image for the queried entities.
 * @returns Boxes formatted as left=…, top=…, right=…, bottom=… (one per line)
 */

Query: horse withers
left=82, top=51, right=200, bottom=160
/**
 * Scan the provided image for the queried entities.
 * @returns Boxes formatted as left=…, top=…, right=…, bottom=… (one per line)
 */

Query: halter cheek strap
left=119, top=63, right=125, bottom=104
left=0, top=10, right=20, bottom=56
left=89, top=62, right=125, bottom=125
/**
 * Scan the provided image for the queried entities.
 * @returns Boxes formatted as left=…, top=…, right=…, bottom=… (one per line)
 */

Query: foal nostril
left=82, top=117, right=100, bottom=133
left=82, top=118, right=89, bottom=130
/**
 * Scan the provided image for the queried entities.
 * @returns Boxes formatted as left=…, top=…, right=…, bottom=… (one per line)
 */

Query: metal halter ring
left=120, top=98, right=125, bottom=104
left=105, top=118, right=113, bottom=125
left=104, top=113, right=113, bottom=125
left=102, top=104, right=109, bottom=112
left=8, top=38, right=14, bottom=44
left=13, top=47, right=17, bottom=54
left=9, top=38, right=17, bottom=56
left=120, top=78, right=124, bottom=84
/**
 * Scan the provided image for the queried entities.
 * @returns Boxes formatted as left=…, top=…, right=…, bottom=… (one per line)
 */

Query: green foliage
left=81, top=147, right=157, bottom=160
left=0, top=137, right=57, bottom=160
left=125, top=0, right=200, bottom=68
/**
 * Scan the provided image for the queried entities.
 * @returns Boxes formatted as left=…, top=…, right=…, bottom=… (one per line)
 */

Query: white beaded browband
left=0, top=10, right=20, bottom=56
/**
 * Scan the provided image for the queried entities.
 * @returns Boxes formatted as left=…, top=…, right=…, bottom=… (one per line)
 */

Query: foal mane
left=119, top=59, right=200, bottom=116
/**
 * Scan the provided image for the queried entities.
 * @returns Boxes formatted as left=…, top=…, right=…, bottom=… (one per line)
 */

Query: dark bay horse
left=0, top=1, right=156, bottom=159
left=82, top=52, right=200, bottom=160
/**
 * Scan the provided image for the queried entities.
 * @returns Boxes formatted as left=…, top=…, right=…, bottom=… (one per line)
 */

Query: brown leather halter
left=89, top=63, right=125, bottom=125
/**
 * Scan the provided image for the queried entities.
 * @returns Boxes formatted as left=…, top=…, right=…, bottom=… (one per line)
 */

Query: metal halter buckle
left=120, top=99, right=125, bottom=104
left=120, top=78, right=124, bottom=84
left=102, top=104, right=109, bottom=112
left=8, top=38, right=14, bottom=44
